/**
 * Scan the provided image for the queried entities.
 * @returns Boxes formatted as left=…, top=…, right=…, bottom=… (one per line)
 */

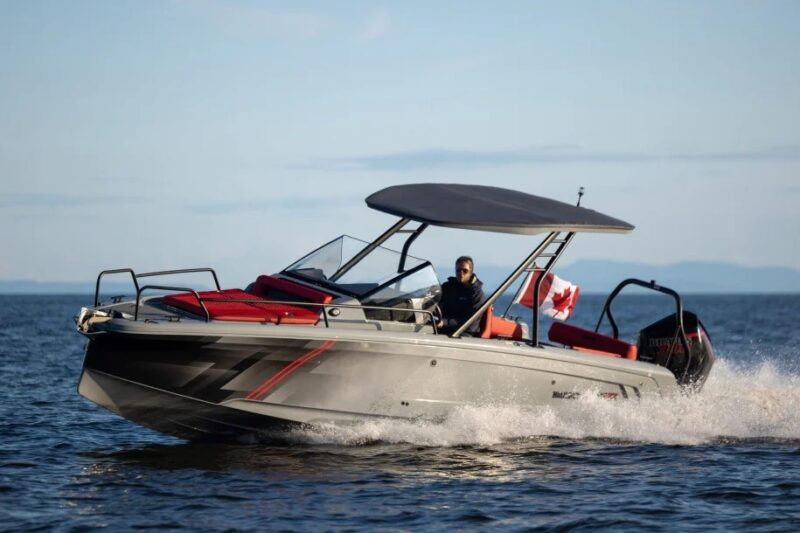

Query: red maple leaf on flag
left=515, top=271, right=580, bottom=319
left=550, top=287, right=574, bottom=314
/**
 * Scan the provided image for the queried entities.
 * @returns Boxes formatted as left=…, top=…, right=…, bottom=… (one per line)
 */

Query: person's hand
left=436, top=319, right=444, bottom=329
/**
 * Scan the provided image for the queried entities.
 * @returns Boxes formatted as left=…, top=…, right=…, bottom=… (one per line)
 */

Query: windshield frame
left=280, top=234, right=435, bottom=301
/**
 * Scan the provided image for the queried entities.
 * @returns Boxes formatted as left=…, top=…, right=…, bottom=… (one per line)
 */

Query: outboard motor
left=596, top=278, right=716, bottom=391
left=637, top=311, right=715, bottom=389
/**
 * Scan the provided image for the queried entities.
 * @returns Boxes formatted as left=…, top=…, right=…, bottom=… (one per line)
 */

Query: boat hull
left=78, top=368, right=300, bottom=441
left=78, top=327, right=678, bottom=441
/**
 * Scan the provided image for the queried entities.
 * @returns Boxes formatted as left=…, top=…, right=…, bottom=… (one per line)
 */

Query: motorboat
left=76, top=184, right=715, bottom=441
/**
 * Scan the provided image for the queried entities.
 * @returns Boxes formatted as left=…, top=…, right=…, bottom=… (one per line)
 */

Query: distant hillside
left=2, top=261, right=799, bottom=294
left=476, top=261, right=800, bottom=294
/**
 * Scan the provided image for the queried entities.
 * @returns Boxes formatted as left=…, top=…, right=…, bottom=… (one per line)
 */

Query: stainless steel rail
left=129, top=292, right=438, bottom=333
left=94, top=267, right=220, bottom=306
left=594, top=278, right=692, bottom=382
left=135, top=285, right=209, bottom=322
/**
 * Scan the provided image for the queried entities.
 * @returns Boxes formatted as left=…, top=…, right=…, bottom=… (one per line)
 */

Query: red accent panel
left=549, top=322, right=638, bottom=360
left=245, top=340, right=337, bottom=401
left=252, top=275, right=333, bottom=305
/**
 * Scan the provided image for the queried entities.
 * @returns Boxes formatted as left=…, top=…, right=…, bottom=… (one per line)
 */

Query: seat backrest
left=252, top=275, right=333, bottom=305
left=491, top=316, right=525, bottom=340
left=479, top=306, right=525, bottom=340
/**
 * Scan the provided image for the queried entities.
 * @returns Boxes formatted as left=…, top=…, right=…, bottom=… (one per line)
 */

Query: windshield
left=284, top=235, right=429, bottom=296
left=360, top=263, right=441, bottom=322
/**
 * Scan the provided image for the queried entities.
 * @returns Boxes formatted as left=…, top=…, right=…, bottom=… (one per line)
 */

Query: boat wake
left=291, top=359, right=800, bottom=446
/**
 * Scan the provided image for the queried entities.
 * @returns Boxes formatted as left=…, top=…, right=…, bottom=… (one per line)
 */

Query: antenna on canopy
left=576, top=186, right=585, bottom=207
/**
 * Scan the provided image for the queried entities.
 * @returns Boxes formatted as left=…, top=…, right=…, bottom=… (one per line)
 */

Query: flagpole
left=530, top=232, right=576, bottom=346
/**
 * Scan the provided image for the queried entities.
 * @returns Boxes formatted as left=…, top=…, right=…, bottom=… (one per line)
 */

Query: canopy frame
left=332, top=184, right=632, bottom=344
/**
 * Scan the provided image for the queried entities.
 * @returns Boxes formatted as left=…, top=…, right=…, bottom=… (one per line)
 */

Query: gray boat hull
left=78, top=320, right=678, bottom=441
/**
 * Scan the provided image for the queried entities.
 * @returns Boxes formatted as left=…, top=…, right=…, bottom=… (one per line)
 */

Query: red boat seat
left=548, top=322, right=637, bottom=360
left=250, top=275, right=334, bottom=307
left=163, top=288, right=321, bottom=325
left=480, top=307, right=526, bottom=340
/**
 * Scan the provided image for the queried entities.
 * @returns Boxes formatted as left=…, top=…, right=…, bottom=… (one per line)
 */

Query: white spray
left=292, top=359, right=800, bottom=447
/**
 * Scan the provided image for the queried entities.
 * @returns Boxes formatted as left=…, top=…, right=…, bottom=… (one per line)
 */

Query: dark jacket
left=439, top=275, right=485, bottom=335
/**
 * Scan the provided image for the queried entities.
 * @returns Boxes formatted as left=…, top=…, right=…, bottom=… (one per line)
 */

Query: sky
left=1, top=0, right=799, bottom=287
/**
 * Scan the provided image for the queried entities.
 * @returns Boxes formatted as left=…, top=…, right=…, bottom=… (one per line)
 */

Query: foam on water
left=293, top=358, right=800, bottom=447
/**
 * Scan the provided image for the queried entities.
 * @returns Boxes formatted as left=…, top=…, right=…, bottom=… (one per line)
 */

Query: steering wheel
left=430, top=304, right=443, bottom=328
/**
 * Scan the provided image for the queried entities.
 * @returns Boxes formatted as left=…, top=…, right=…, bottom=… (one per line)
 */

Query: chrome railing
left=93, top=267, right=437, bottom=332
left=129, top=290, right=438, bottom=333
left=94, top=267, right=220, bottom=307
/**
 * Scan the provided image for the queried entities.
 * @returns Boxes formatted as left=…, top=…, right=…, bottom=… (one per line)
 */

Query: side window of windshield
left=361, top=265, right=441, bottom=323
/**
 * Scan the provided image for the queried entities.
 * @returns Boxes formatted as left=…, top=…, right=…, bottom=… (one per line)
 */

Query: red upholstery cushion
left=548, top=322, right=637, bottom=360
left=479, top=307, right=525, bottom=340
left=491, top=316, right=525, bottom=339
left=163, top=288, right=320, bottom=325
left=164, top=289, right=275, bottom=322
left=252, top=275, right=333, bottom=305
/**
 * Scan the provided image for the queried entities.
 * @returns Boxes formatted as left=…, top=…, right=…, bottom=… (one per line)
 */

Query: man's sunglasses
left=456, top=268, right=471, bottom=273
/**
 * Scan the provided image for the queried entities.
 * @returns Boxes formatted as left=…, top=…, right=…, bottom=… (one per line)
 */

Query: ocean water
left=1, top=294, right=799, bottom=531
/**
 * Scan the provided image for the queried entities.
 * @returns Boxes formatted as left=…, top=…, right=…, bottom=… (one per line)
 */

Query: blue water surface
left=1, top=294, right=799, bottom=531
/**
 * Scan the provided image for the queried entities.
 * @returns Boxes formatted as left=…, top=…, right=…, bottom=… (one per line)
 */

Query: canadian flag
left=513, top=270, right=580, bottom=321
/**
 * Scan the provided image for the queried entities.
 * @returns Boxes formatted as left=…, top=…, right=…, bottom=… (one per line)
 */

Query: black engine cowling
left=637, top=311, right=715, bottom=389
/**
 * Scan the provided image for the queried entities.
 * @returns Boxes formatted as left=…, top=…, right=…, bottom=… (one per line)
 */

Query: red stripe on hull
left=245, top=340, right=337, bottom=401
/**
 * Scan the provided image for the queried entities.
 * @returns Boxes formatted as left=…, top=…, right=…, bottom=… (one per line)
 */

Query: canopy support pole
left=398, top=223, right=428, bottom=273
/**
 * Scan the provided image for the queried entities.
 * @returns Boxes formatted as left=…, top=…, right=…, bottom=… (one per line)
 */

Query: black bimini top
left=365, top=183, right=634, bottom=235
